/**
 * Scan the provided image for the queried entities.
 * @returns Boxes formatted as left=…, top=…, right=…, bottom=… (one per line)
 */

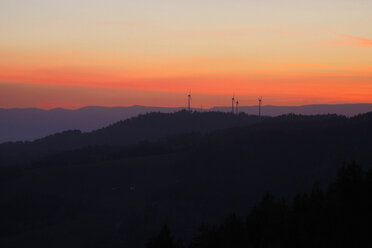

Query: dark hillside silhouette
left=0, top=111, right=372, bottom=247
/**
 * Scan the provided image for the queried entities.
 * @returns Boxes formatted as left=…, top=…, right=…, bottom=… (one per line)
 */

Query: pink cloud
left=320, top=28, right=372, bottom=48
left=337, top=33, right=372, bottom=48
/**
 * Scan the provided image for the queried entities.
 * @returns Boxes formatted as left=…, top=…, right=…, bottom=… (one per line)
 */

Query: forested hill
left=1, top=111, right=372, bottom=165
left=1, top=112, right=372, bottom=247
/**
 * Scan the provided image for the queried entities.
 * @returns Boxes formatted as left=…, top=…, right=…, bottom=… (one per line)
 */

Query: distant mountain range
left=1, top=103, right=371, bottom=143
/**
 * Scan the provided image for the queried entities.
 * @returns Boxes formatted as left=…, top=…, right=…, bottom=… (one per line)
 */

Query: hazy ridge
left=1, top=103, right=371, bottom=143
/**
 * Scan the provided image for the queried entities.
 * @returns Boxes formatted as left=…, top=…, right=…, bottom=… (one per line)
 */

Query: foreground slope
left=1, top=112, right=372, bottom=248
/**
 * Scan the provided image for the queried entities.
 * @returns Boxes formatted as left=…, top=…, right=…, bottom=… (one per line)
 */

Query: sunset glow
left=1, top=0, right=371, bottom=109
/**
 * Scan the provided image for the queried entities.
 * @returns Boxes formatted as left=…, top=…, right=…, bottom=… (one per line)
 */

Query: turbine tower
left=236, top=99, right=239, bottom=114
left=188, top=89, right=192, bottom=112
left=258, top=96, right=262, bottom=117
left=232, top=94, right=235, bottom=114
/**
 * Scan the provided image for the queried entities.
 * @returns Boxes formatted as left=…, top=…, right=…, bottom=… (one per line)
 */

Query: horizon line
left=1, top=102, right=372, bottom=111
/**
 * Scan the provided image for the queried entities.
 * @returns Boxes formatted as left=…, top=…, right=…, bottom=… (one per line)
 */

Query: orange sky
left=0, top=0, right=371, bottom=109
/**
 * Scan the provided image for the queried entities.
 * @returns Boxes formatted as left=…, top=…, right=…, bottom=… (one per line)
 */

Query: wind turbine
left=258, top=96, right=262, bottom=117
left=236, top=99, right=239, bottom=114
left=232, top=94, right=235, bottom=114
left=188, top=89, right=192, bottom=112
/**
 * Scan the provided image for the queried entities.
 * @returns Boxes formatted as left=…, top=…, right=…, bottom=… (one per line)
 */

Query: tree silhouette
left=146, top=225, right=182, bottom=248
left=160, top=162, right=372, bottom=248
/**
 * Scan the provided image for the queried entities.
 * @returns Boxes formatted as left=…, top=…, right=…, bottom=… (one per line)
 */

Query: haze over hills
left=1, top=103, right=372, bottom=143
left=0, top=106, right=182, bottom=143
left=0, top=111, right=264, bottom=161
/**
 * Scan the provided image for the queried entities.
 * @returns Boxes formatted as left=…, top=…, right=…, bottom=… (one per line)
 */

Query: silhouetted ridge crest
left=1, top=111, right=372, bottom=166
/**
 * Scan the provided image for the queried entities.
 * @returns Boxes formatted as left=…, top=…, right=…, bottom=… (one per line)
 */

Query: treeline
left=148, top=162, right=372, bottom=248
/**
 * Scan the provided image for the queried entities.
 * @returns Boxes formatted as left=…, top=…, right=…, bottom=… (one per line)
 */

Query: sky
left=0, top=0, right=371, bottom=109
